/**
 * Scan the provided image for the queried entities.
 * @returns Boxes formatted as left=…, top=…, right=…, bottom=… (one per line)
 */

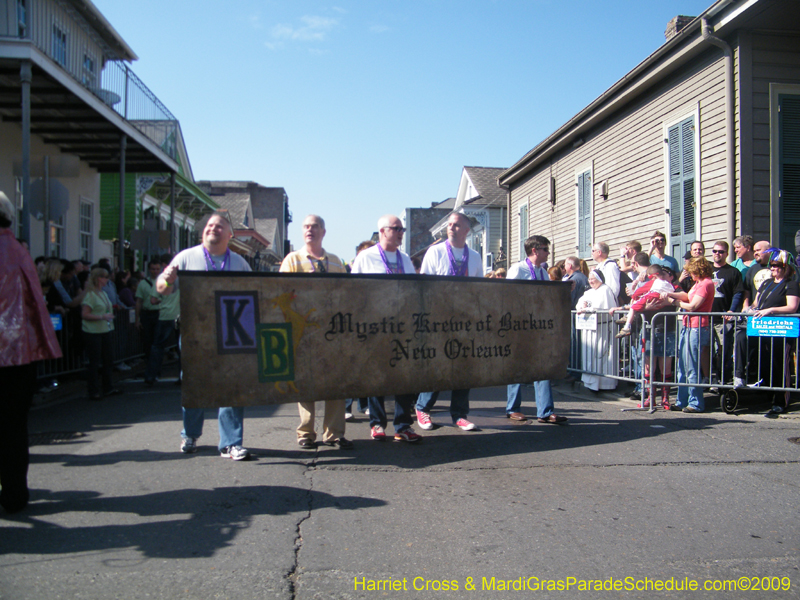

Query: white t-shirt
left=171, top=244, right=251, bottom=273
left=598, top=258, right=621, bottom=298
left=507, top=259, right=548, bottom=281
left=351, top=244, right=414, bottom=275
left=420, top=242, right=482, bottom=277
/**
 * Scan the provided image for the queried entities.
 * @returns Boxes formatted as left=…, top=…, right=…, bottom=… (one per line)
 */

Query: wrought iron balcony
left=1, top=0, right=178, bottom=162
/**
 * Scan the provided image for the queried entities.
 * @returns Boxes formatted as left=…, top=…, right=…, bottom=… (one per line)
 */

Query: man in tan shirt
left=279, top=215, right=352, bottom=449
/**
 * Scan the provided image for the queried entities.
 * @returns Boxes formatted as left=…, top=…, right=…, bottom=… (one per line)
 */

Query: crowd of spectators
left=573, top=231, right=798, bottom=417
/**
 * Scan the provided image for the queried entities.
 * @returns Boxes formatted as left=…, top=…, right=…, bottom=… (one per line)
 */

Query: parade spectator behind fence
left=575, top=269, right=618, bottom=393
left=280, top=214, right=352, bottom=449
left=563, top=256, right=589, bottom=309
left=144, top=259, right=178, bottom=386
left=591, top=242, right=621, bottom=302
left=678, top=242, right=705, bottom=293
left=81, top=268, right=121, bottom=401
left=641, top=267, right=680, bottom=410
left=648, top=230, right=680, bottom=273
left=494, top=267, right=507, bottom=279
left=618, top=240, right=642, bottom=274
left=660, top=257, right=714, bottom=413
left=730, top=235, right=756, bottom=277
left=738, top=250, right=798, bottom=416
left=615, top=265, right=674, bottom=339
left=116, top=272, right=135, bottom=308
left=710, top=241, right=744, bottom=385
left=0, top=191, right=62, bottom=514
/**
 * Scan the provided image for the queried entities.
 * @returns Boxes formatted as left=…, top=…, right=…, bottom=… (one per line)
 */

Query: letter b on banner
left=257, top=323, right=295, bottom=382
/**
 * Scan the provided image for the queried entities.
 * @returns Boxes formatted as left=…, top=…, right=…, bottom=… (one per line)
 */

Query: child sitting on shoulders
left=615, top=264, right=675, bottom=338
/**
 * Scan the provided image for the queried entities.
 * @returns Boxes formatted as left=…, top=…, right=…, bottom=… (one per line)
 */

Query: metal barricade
left=568, top=309, right=800, bottom=414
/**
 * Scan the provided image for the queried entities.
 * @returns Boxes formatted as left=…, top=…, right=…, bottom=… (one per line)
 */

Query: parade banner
left=179, top=272, right=571, bottom=408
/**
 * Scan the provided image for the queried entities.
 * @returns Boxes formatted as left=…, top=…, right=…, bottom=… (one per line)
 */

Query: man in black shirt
left=710, top=241, right=744, bottom=384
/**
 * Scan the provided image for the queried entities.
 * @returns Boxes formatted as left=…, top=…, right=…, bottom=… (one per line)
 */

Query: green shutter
left=779, top=95, right=800, bottom=251
left=668, top=117, right=696, bottom=257
left=577, top=170, right=592, bottom=257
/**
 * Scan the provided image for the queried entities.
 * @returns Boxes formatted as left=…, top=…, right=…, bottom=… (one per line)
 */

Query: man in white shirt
left=591, top=241, right=621, bottom=301
left=506, top=236, right=568, bottom=424
left=158, top=212, right=252, bottom=461
left=415, top=212, right=482, bottom=431
left=351, top=215, right=422, bottom=442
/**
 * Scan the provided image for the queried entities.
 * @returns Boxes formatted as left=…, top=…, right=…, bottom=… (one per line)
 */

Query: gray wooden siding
left=509, top=49, right=731, bottom=266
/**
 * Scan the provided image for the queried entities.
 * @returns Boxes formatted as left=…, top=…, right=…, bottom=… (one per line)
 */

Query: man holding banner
left=415, top=212, right=482, bottom=431
left=505, top=236, right=568, bottom=424
left=157, top=212, right=251, bottom=461
left=280, top=215, right=352, bottom=449
left=351, top=215, right=422, bottom=442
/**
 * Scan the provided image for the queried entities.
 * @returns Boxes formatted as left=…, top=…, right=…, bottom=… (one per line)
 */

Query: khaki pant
left=297, top=400, right=346, bottom=442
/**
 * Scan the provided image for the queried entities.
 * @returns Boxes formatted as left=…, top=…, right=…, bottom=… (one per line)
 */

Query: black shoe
left=629, top=391, right=641, bottom=401
left=323, top=437, right=354, bottom=449
left=297, top=438, right=316, bottom=449
left=104, top=388, right=122, bottom=396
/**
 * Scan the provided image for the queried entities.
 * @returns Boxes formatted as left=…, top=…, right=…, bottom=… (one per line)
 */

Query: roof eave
left=498, top=0, right=744, bottom=187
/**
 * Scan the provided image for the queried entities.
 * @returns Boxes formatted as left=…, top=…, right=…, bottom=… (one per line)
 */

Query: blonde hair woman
left=81, top=268, right=120, bottom=400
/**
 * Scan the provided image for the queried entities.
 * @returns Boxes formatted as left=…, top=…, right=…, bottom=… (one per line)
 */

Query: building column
left=20, top=61, right=32, bottom=245
left=118, top=134, right=127, bottom=270
left=169, top=171, right=176, bottom=253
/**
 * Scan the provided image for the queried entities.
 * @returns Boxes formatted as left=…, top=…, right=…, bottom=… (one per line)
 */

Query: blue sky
left=92, top=0, right=713, bottom=261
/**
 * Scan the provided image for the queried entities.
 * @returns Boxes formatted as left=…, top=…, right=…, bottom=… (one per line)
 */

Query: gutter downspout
left=702, top=17, right=735, bottom=260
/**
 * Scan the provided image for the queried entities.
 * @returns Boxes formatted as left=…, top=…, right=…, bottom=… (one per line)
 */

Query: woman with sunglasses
left=749, top=250, right=799, bottom=415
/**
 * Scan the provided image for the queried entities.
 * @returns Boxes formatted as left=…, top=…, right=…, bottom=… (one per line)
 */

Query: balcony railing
left=1, top=0, right=178, bottom=162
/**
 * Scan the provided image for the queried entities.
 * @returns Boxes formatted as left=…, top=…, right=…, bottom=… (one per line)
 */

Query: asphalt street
left=1, top=371, right=799, bottom=600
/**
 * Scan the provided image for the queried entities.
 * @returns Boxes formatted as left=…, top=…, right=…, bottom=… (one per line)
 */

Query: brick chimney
left=665, top=15, right=695, bottom=41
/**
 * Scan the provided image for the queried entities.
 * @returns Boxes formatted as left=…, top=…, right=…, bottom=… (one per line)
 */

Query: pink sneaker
left=455, top=418, right=477, bottom=431
left=394, top=428, right=422, bottom=443
left=416, top=409, right=434, bottom=430
left=370, top=425, right=387, bottom=440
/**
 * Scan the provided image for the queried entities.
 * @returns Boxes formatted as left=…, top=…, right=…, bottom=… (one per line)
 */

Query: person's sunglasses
left=384, top=226, right=406, bottom=233
left=711, top=249, right=726, bottom=254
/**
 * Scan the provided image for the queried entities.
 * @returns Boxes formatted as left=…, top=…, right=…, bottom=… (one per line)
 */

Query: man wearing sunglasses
left=505, top=236, right=569, bottom=424
left=351, top=215, right=422, bottom=443
left=710, top=241, right=744, bottom=385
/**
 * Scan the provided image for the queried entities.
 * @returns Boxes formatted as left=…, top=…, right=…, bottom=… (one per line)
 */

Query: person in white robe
left=576, top=270, right=618, bottom=391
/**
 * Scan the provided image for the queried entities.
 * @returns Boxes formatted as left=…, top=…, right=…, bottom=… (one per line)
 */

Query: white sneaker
left=732, top=377, right=744, bottom=389
left=364, top=409, right=370, bottom=416
left=220, top=445, right=249, bottom=461
left=181, top=437, right=197, bottom=454
left=344, top=412, right=354, bottom=421
left=115, top=362, right=131, bottom=371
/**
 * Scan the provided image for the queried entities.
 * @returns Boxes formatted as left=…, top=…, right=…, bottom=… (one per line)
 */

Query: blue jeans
left=345, top=398, right=368, bottom=413
left=145, top=319, right=173, bottom=382
left=416, top=390, right=469, bottom=422
left=182, top=406, right=244, bottom=452
left=676, top=326, right=710, bottom=411
left=506, top=381, right=554, bottom=419
left=367, top=394, right=415, bottom=432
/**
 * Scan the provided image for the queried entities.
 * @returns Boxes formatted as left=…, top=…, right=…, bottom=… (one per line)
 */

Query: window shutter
left=780, top=95, right=800, bottom=251
left=668, top=117, right=696, bottom=253
left=577, top=170, right=591, bottom=256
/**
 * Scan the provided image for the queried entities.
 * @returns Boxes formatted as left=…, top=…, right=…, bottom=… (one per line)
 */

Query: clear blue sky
left=92, top=0, right=713, bottom=261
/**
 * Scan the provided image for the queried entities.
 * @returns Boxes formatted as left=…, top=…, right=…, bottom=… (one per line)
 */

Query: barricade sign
left=746, top=316, right=800, bottom=338
left=575, top=312, right=597, bottom=331
left=179, top=272, right=571, bottom=407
